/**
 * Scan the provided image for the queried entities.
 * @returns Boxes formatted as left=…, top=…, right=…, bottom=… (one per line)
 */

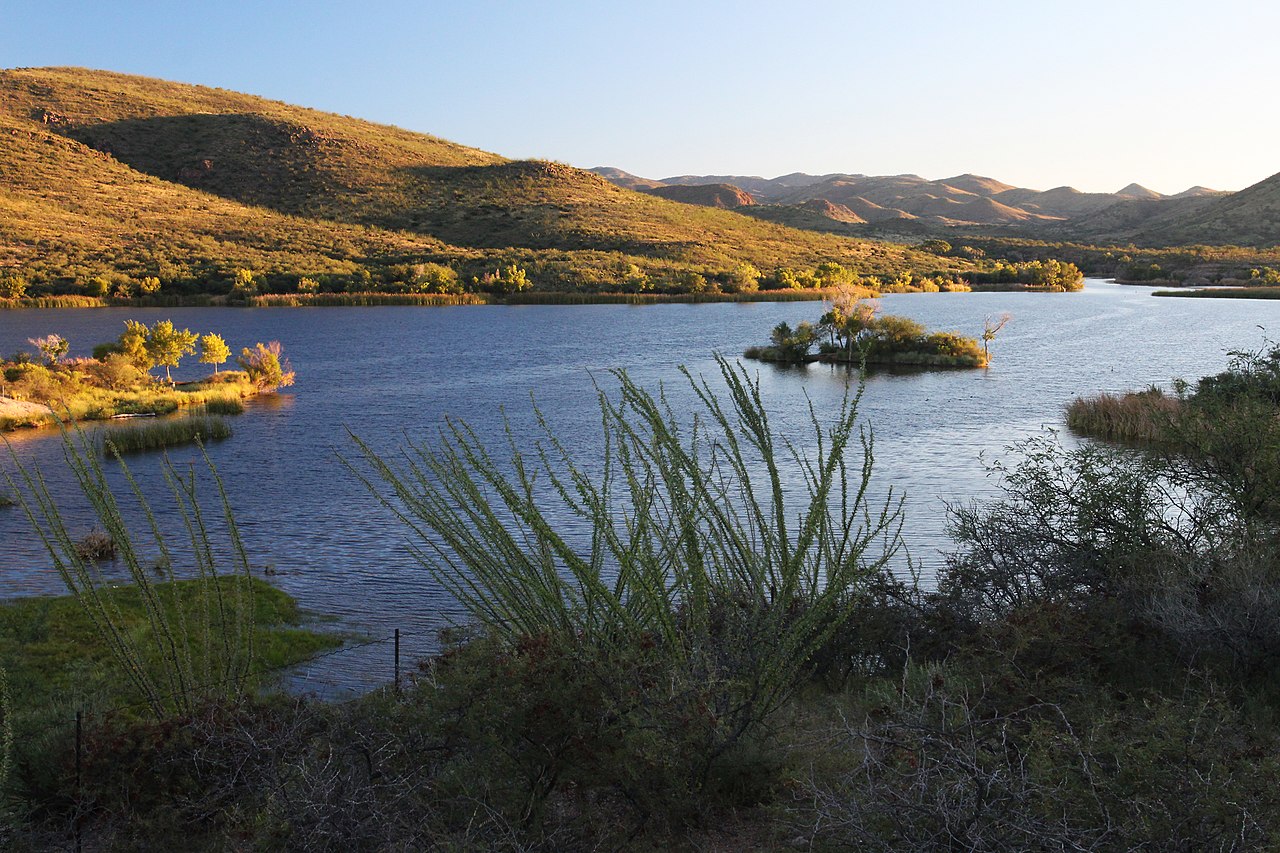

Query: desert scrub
left=349, top=356, right=904, bottom=820
left=99, top=415, right=232, bottom=455
left=6, top=427, right=269, bottom=719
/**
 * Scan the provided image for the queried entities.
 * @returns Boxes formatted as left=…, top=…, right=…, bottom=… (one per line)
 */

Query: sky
left=3, top=0, right=1277, bottom=194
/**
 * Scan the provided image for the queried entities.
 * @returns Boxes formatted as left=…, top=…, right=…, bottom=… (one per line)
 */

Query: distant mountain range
left=590, top=167, right=1280, bottom=247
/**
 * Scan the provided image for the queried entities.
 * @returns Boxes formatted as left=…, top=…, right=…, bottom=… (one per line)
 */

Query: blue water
left=1, top=281, right=1273, bottom=690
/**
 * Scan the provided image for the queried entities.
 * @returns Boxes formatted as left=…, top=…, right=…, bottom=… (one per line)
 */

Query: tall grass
left=4, top=429, right=257, bottom=719
left=249, top=292, right=487, bottom=307
left=504, top=288, right=835, bottom=304
left=201, top=398, right=245, bottom=416
left=349, top=356, right=902, bottom=723
left=0, top=295, right=107, bottom=310
left=1066, top=388, right=1180, bottom=442
left=99, top=416, right=232, bottom=455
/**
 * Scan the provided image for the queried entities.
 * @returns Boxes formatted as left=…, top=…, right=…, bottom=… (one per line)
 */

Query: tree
left=231, top=268, right=259, bottom=296
left=198, top=333, right=231, bottom=375
left=0, top=273, right=28, bottom=300
left=237, top=341, right=295, bottom=390
left=138, top=276, right=162, bottom=296
left=296, top=276, right=320, bottom=294
left=769, top=321, right=818, bottom=360
left=726, top=262, right=761, bottom=293
left=28, top=334, right=69, bottom=366
left=118, top=320, right=153, bottom=371
left=474, top=264, right=530, bottom=295
left=146, top=320, right=198, bottom=383
left=981, top=312, right=1012, bottom=361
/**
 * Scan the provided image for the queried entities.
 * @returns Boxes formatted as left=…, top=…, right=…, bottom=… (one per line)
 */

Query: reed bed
left=200, top=397, right=245, bottom=416
left=0, top=294, right=107, bottom=309
left=1153, top=287, right=1280, bottom=299
left=505, top=288, right=834, bottom=305
left=249, top=292, right=487, bottom=307
left=1066, top=389, right=1181, bottom=442
left=100, top=416, right=232, bottom=455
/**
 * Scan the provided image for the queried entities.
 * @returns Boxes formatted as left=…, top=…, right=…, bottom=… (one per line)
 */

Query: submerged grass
left=100, top=416, right=232, bottom=455
left=1066, top=388, right=1181, bottom=442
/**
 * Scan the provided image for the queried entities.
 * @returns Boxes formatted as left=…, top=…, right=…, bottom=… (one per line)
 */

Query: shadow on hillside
left=63, top=113, right=347, bottom=216
left=57, top=114, right=658, bottom=254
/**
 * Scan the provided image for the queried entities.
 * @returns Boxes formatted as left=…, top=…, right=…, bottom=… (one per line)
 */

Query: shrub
left=349, top=357, right=903, bottom=803
left=73, top=529, right=116, bottom=561
left=237, top=342, right=295, bottom=390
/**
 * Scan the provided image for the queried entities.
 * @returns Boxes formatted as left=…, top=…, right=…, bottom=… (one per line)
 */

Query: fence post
left=75, top=709, right=83, bottom=853
left=394, top=629, right=401, bottom=693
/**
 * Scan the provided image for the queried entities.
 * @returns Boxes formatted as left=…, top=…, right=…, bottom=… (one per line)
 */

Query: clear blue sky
left=4, top=0, right=1276, bottom=194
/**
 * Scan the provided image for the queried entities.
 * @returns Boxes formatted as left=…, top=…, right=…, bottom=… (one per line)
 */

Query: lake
left=1, top=280, right=1273, bottom=691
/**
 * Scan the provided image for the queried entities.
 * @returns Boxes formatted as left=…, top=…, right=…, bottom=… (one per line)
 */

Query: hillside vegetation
left=0, top=67, right=964, bottom=298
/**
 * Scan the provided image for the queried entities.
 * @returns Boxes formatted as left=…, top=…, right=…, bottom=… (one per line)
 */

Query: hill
left=593, top=167, right=1278, bottom=246
left=1125, top=171, right=1280, bottom=246
left=642, top=183, right=757, bottom=208
left=0, top=67, right=959, bottom=297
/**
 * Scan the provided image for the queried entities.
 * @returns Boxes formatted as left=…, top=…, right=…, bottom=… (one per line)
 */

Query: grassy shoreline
left=1153, top=286, right=1280, bottom=299
left=0, top=371, right=259, bottom=433
left=2, top=288, right=845, bottom=309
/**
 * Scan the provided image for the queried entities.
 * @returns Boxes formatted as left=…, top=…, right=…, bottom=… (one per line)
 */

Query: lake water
left=1, top=280, right=1274, bottom=691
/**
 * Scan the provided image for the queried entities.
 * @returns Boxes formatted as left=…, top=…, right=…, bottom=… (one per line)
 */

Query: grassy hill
left=0, top=67, right=962, bottom=297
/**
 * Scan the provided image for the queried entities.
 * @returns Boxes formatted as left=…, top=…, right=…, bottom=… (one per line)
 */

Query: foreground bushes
left=7, top=351, right=1280, bottom=849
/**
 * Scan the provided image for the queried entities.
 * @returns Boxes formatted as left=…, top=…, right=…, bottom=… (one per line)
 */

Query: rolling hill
left=593, top=166, right=1277, bottom=247
left=0, top=67, right=959, bottom=295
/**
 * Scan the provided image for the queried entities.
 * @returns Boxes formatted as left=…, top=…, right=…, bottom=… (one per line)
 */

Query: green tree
left=198, top=333, right=231, bottom=375
left=296, top=276, right=320, bottom=294
left=0, top=273, right=28, bottom=300
left=146, top=320, right=198, bottom=383
left=118, top=320, right=153, bottom=371
left=475, top=264, right=530, bottom=295
left=726, top=262, right=761, bottom=293
left=231, top=268, right=259, bottom=296
left=138, top=276, right=162, bottom=296
left=28, top=334, right=69, bottom=366
left=412, top=263, right=462, bottom=295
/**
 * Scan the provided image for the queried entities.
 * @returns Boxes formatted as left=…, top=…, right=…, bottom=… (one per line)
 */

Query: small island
left=744, top=294, right=1005, bottom=369
left=1, top=320, right=294, bottom=432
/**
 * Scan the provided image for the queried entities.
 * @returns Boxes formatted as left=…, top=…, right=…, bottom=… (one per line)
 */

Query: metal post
left=75, top=710, right=83, bottom=853
left=394, top=629, right=401, bottom=693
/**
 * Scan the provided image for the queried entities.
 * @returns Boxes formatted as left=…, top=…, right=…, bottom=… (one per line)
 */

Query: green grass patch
left=99, top=415, right=232, bottom=455
left=0, top=578, right=338, bottom=715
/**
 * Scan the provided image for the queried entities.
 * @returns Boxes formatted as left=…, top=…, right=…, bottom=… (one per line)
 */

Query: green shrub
left=349, top=357, right=903, bottom=805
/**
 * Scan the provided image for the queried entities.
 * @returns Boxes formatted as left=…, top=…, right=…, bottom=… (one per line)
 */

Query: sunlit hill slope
left=0, top=67, right=960, bottom=294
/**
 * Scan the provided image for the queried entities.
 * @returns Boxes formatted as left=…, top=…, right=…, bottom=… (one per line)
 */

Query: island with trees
left=1, top=319, right=294, bottom=432
left=745, top=291, right=1005, bottom=369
